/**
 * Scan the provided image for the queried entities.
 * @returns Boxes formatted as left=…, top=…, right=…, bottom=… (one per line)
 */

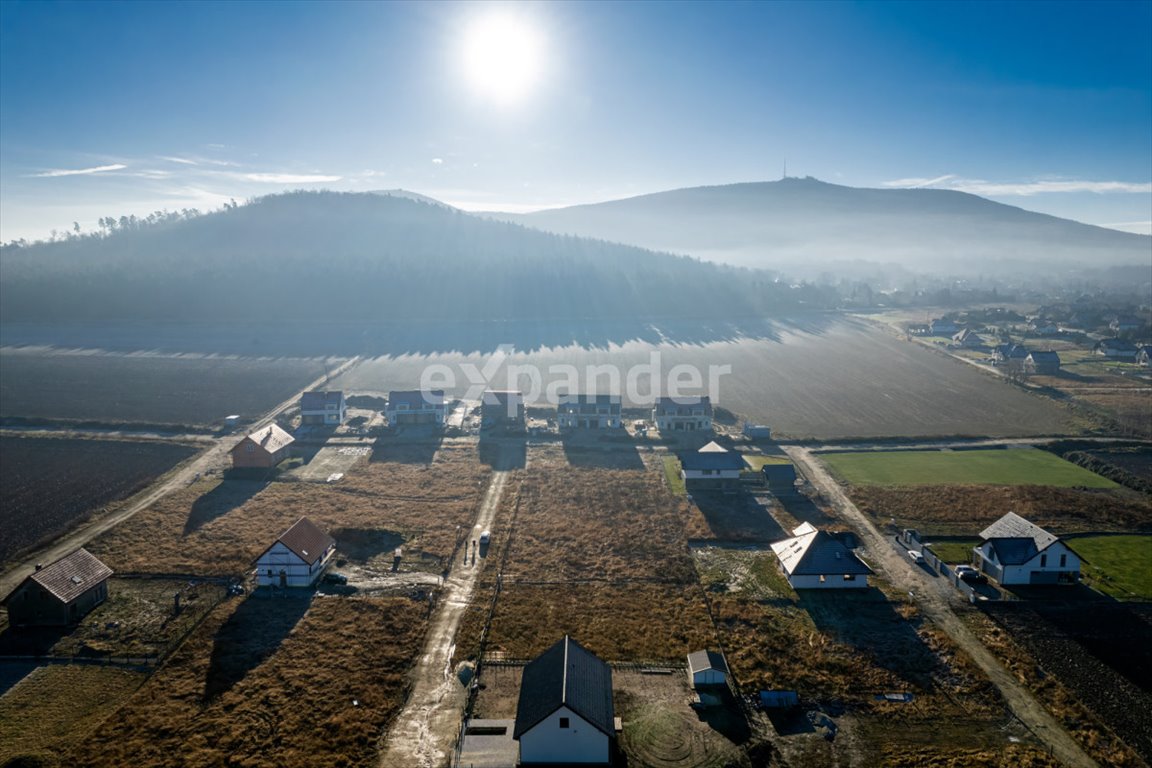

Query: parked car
left=954, top=565, right=987, bottom=584
left=322, top=572, right=348, bottom=585
left=907, top=550, right=925, bottom=564
left=479, top=530, right=491, bottom=545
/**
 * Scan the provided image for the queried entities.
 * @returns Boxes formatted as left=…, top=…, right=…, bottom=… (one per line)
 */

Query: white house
left=770, top=522, right=873, bottom=589
left=678, top=441, right=746, bottom=490
left=386, top=389, right=447, bottom=426
left=951, top=328, right=981, bottom=348
left=973, top=512, right=1081, bottom=586
left=653, top=396, right=713, bottom=432
left=687, top=649, right=729, bottom=688
left=300, top=390, right=347, bottom=426
left=557, top=394, right=622, bottom=429
left=255, top=517, right=336, bottom=588
left=514, top=635, right=614, bottom=765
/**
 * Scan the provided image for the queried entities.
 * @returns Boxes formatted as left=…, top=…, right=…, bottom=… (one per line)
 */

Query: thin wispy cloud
left=159, top=156, right=198, bottom=165
left=883, top=176, right=1152, bottom=196
left=431, top=158, right=444, bottom=165
left=27, top=163, right=127, bottom=178
left=230, top=172, right=343, bottom=183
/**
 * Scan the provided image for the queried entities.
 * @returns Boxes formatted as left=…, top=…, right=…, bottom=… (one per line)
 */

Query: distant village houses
left=3, top=549, right=112, bottom=627
left=1093, top=338, right=1138, bottom=360
left=1025, top=350, right=1061, bottom=376
left=386, top=389, right=447, bottom=426
left=231, top=424, right=295, bottom=469
left=929, top=318, right=959, bottom=336
left=299, top=390, right=347, bottom=426
left=951, top=328, right=981, bottom=348
left=653, top=395, right=713, bottom=432
left=255, top=517, right=336, bottom=588
left=557, top=393, right=622, bottom=429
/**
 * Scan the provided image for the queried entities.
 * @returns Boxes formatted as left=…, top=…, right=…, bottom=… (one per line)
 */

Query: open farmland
left=331, top=316, right=1083, bottom=439
left=66, top=595, right=427, bottom=768
left=1071, top=534, right=1152, bottom=599
left=87, top=438, right=489, bottom=576
left=849, top=485, right=1152, bottom=536
left=820, top=447, right=1118, bottom=488
left=0, top=436, right=200, bottom=563
left=0, top=348, right=330, bottom=426
left=0, top=665, right=146, bottom=766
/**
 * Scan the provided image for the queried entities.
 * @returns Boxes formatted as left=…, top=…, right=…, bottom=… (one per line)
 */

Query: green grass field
left=821, top=448, right=1118, bottom=488
left=1072, top=535, right=1152, bottom=600
left=662, top=455, right=686, bottom=496
left=743, top=454, right=792, bottom=470
left=925, top=539, right=980, bottom=564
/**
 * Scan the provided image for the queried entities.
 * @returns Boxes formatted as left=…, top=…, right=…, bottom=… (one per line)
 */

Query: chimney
left=35, top=563, right=43, bottom=571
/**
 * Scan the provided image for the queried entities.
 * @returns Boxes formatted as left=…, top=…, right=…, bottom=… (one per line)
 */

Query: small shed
left=761, top=462, right=798, bottom=494
left=3, top=549, right=113, bottom=627
left=687, top=649, right=729, bottom=688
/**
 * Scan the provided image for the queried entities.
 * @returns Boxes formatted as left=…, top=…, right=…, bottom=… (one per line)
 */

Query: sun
left=462, top=13, right=545, bottom=105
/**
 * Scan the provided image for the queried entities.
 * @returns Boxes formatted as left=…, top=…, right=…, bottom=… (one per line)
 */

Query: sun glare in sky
left=461, top=13, right=545, bottom=105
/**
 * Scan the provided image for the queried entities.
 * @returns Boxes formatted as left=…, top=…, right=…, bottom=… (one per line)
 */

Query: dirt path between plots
left=0, top=357, right=361, bottom=596
left=378, top=448, right=517, bottom=768
left=784, top=446, right=1098, bottom=768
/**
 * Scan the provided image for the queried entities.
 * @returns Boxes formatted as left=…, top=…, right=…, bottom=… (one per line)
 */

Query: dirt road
left=784, top=446, right=1098, bottom=768
left=0, top=357, right=360, bottom=596
left=378, top=444, right=518, bottom=768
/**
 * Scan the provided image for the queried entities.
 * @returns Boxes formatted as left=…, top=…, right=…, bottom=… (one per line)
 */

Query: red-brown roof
left=277, top=517, right=335, bottom=566
left=234, top=423, right=295, bottom=455
left=18, top=549, right=113, bottom=605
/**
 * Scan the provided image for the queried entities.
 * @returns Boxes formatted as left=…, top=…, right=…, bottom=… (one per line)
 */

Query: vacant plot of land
left=0, top=348, right=328, bottom=425
left=849, top=485, right=1152, bottom=536
left=68, top=595, right=427, bottom=768
left=821, top=448, right=1118, bottom=488
left=333, top=317, right=1082, bottom=439
left=1086, top=447, right=1152, bottom=483
left=88, top=440, right=489, bottom=576
left=0, top=665, right=146, bottom=766
left=1071, top=535, right=1152, bottom=600
left=925, top=539, right=980, bottom=565
left=0, top=436, right=200, bottom=563
left=662, top=454, right=686, bottom=495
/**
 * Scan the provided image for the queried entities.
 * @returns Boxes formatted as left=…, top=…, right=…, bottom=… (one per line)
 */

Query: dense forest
left=0, top=192, right=817, bottom=328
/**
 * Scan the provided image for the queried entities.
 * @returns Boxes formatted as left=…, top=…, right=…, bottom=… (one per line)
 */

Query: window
left=559, top=717, right=569, bottom=729
left=819, top=575, right=826, bottom=583
left=1060, top=554, right=1067, bottom=567
left=844, top=574, right=856, bottom=581
left=1040, top=554, right=1047, bottom=567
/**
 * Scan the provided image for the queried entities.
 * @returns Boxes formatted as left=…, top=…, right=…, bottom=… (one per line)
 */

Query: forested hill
left=0, top=191, right=805, bottom=326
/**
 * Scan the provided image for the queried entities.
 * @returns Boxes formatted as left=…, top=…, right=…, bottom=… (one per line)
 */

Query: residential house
left=3, top=549, right=112, bottom=626
left=770, top=522, right=872, bottom=589
left=1025, top=350, right=1061, bottom=375
left=653, top=396, right=713, bottom=432
left=951, top=328, right=981, bottom=348
left=1109, top=316, right=1144, bottom=334
left=929, top=318, right=958, bottom=335
left=1093, top=338, right=1138, bottom=360
left=513, top=635, right=614, bottom=765
left=557, top=394, right=622, bottom=429
left=678, top=441, right=746, bottom=490
left=973, top=512, right=1080, bottom=586
left=386, top=389, right=447, bottom=426
left=761, top=462, right=799, bottom=495
left=254, top=517, right=336, bottom=588
left=1137, top=345, right=1151, bottom=367
left=687, top=650, right=729, bottom=689
left=230, top=424, right=295, bottom=469
left=742, top=422, right=772, bottom=440
left=481, top=389, right=525, bottom=431
left=992, top=344, right=1030, bottom=364
left=300, top=390, right=347, bottom=426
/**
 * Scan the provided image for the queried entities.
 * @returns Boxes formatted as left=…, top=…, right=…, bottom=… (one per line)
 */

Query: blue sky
left=1, top=0, right=1150, bottom=241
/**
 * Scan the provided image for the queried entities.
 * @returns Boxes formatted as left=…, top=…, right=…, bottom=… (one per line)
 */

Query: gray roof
left=6, top=549, right=112, bottom=605
left=978, top=512, right=1060, bottom=565
left=388, top=389, right=445, bottom=409
left=654, top=396, right=713, bottom=416
left=1027, top=350, right=1060, bottom=363
left=678, top=442, right=747, bottom=471
left=300, top=390, right=344, bottom=409
left=513, top=636, right=614, bottom=740
left=557, top=393, right=621, bottom=406
left=771, top=525, right=873, bottom=577
left=687, top=649, right=729, bottom=676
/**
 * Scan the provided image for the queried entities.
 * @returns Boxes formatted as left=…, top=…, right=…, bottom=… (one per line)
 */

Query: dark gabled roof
left=1095, top=338, right=1138, bottom=351
left=300, top=390, right=344, bottom=409
left=4, top=549, right=112, bottom=606
left=678, top=442, right=747, bottom=471
left=979, top=512, right=1060, bottom=565
left=770, top=524, right=873, bottom=577
left=275, top=517, right=335, bottom=566
left=1027, top=350, right=1060, bottom=362
left=687, top=649, right=729, bottom=676
left=654, top=395, right=713, bottom=416
left=557, top=393, right=620, bottom=406
left=388, top=389, right=445, bottom=409
left=513, top=636, right=614, bottom=740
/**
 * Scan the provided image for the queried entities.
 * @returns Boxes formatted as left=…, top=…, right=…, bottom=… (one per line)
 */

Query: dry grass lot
left=0, top=666, right=146, bottom=766
left=67, top=595, right=427, bottom=768
left=87, top=440, right=490, bottom=576
left=850, top=485, right=1152, bottom=536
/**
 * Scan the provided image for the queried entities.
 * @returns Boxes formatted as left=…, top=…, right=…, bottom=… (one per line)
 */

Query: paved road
left=784, top=445, right=1098, bottom=768
left=378, top=443, right=519, bottom=768
left=0, top=357, right=361, bottom=596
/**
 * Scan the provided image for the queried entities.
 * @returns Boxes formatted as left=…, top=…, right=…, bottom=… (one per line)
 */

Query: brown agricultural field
left=850, top=484, right=1152, bottom=536
left=67, top=595, right=427, bottom=768
left=87, top=440, right=489, bottom=576
left=0, top=666, right=146, bottom=766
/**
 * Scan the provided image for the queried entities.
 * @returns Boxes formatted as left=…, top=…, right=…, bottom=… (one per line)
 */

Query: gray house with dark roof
left=514, top=635, right=614, bottom=765
left=973, top=512, right=1080, bottom=586
left=1025, top=350, right=1061, bottom=375
left=3, top=549, right=113, bottom=626
left=677, top=441, right=746, bottom=490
